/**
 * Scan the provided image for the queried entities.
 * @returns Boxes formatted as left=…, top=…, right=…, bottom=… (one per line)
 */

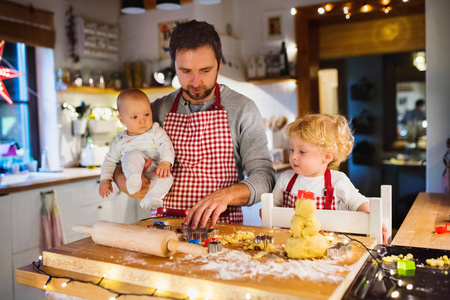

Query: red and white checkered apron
left=159, top=84, right=243, bottom=224
left=282, top=168, right=336, bottom=210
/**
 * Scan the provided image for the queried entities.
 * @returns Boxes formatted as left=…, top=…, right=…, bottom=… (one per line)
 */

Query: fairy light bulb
left=290, top=8, right=297, bottom=15
left=345, top=13, right=351, bottom=19
left=381, top=0, right=390, bottom=5
left=361, top=3, right=371, bottom=13
left=324, top=4, right=332, bottom=12
left=391, top=291, right=400, bottom=298
left=384, top=5, right=391, bottom=14
left=343, top=7, right=348, bottom=14
left=318, top=7, right=325, bottom=14
left=61, top=282, right=67, bottom=288
left=245, top=293, right=252, bottom=300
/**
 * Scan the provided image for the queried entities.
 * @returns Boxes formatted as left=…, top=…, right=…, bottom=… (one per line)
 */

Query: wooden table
left=392, top=192, right=450, bottom=250
left=16, top=218, right=376, bottom=300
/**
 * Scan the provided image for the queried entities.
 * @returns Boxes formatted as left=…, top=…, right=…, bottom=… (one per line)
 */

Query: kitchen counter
left=0, top=168, right=101, bottom=195
left=392, top=192, right=450, bottom=250
left=16, top=218, right=376, bottom=300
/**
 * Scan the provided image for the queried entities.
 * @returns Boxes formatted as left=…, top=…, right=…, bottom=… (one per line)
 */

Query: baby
left=99, top=88, right=174, bottom=210
left=273, top=113, right=370, bottom=212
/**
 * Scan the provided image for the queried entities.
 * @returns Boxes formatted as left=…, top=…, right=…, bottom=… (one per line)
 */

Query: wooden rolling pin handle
left=167, top=239, right=208, bottom=256
left=72, top=224, right=93, bottom=235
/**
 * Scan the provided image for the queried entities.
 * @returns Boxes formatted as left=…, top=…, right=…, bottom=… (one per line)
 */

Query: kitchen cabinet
left=2, top=178, right=137, bottom=300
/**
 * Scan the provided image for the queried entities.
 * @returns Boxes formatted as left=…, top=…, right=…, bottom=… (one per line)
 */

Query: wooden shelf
left=57, top=86, right=176, bottom=95
left=247, top=76, right=297, bottom=85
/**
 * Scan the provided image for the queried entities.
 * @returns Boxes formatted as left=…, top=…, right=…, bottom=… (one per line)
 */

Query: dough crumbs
left=426, top=255, right=449, bottom=267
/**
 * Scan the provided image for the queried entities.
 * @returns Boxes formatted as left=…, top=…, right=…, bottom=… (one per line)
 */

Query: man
left=114, top=20, right=275, bottom=229
left=401, top=99, right=426, bottom=125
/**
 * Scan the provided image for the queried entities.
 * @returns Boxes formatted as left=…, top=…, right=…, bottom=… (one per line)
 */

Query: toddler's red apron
left=157, top=84, right=243, bottom=224
left=282, top=168, right=336, bottom=210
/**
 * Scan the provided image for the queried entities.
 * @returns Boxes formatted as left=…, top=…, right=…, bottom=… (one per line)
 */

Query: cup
left=27, top=160, right=38, bottom=172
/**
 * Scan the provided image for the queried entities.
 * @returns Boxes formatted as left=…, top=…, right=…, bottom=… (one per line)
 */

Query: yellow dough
left=285, top=199, right=328, bottom=259
left=294, top=198, right=316, bottom=218
left=290, top=214, right=321, bottom=238
left=285, top=234, right=328, bottom=259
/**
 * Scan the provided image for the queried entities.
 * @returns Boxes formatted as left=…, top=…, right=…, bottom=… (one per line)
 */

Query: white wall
left=425, top=0, right=450, bottom=192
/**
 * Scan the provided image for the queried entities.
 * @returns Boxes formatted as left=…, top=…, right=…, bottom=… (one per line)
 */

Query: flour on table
left=163, top=248, right=351, bottom=283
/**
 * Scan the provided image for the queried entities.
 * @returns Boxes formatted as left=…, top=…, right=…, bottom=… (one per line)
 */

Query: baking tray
left=344, top=245, right=450, bottom=299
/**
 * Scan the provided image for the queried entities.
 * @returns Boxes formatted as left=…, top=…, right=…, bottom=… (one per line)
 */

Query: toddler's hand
left=155, top=161, right=171, bottom=178
left=99, top=180, right=113, bottom=198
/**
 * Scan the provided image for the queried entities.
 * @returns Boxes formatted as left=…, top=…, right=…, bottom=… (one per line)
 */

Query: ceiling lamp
left=413, top=51, right=426, bottom=71
left=156, top=0, right=181, bottom=10
left=194, top=0, right=221, bottom=4
left=121, top=0, right=146, bottom=14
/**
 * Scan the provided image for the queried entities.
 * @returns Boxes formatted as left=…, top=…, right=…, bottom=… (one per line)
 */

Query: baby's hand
left=155, top=161, right=171, bottom=178
left=99, top=179, right=113, bottom=198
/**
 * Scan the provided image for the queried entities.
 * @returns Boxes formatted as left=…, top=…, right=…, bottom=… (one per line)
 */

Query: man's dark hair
left=415, top=99, right=425, bottom=107
left=169, top=20, right=222, bottom=69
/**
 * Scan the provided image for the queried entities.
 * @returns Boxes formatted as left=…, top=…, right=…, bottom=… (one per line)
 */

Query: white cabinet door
left=0, top=193, right=13, bottom=300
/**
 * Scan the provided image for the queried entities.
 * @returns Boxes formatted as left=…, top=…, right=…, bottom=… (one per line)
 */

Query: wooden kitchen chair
left=261, top=185, right=392, bottom=244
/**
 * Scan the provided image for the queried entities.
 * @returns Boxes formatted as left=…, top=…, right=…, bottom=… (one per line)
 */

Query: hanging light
left=156, top=0, right=181, bottom=10
left=413, top=51, right=426, bottom=71
left=153, top=67, right=176, bottom=86
left=121, top=0, right=146, bottom=14
left=194, top=0, right=221, bottom=4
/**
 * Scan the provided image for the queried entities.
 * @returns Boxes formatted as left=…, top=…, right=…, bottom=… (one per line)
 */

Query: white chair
left=261, top=185, right=392, bottom=244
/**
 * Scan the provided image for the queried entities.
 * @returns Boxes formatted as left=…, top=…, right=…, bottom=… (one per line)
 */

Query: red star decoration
left=0, top=40, right=22, bottom=105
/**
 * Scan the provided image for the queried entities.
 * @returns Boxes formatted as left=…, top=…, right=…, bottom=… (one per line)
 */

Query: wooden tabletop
left=392, top=192, right=450, bottom=250
left=16, top=218, right=376, bottom=300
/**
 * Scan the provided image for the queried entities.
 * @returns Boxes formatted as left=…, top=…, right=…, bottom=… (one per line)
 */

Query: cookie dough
left=285, top=198, right=328, bottom=259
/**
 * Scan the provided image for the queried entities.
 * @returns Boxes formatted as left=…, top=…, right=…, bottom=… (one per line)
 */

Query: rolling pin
left=73, top=220, right=207, bottom=257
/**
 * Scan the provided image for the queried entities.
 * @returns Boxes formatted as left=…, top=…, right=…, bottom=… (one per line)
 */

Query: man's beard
left=184, top=84, right=216, bottom=101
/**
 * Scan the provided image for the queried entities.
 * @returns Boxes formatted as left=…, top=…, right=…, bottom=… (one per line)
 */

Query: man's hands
left=184, top=183, right=250, bottom=229
left=155, top=161, right=171, bottom=178
left=113, top=158, right=152, bottom=199
left=99, top=179, right=113, bottom=198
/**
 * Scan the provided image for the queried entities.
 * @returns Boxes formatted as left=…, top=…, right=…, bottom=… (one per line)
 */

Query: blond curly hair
left=286, top=114, right=354, bottom=168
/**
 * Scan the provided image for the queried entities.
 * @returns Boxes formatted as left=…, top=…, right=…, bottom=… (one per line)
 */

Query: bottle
left=279, top=41, right=290, bottom=77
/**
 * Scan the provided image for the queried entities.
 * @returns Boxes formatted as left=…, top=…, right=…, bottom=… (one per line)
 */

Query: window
left=0, top=41, right=39, bottom=173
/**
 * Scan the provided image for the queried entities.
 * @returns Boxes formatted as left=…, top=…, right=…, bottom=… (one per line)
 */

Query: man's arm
left=113, top=158, right=152, bottom=199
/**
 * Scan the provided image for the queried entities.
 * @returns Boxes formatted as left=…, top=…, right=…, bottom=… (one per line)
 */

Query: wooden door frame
left=294, top=0, right=425, bottom=117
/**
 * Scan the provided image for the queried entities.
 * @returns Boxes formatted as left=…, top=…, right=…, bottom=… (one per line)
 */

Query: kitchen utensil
left=73, top=220, right=207, bottom=258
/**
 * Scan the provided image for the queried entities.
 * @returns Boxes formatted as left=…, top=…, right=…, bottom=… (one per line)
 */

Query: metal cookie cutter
left=327, top=242, right=352, bottom=259
left=181, top=224, right=208, bottom=243
left=149, top=221, right=172, bottom=231
left=254, top=234, right=274, bottom=250
left=207, top=228, right=220, bottom=238
left=207, top=241, right=223, bottom=253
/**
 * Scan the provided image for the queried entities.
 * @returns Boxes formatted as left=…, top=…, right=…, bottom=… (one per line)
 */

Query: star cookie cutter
left=327, top=242, right=352, bottom=259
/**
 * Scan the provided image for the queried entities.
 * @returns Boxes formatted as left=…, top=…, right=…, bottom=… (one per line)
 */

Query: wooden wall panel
left=319, top=14, right=425, bottom=59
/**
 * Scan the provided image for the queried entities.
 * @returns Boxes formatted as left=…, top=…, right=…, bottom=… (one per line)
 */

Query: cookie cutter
left=435, top=223, right=450, bottom=234
left=148, top=222, right=172, bottom=231
left=207, top=241, right=223, bottom=253
left=204, top=237, right=219, bottom=247
left=254, top=234, right=274, bottom=250
left=327, top=242, right=352, bottom=259
left=181, top=224, right=208, bottom=243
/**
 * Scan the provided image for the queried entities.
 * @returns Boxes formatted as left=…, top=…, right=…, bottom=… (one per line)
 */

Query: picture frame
left=158, top=20, right=187, bottom=60
left=263, top=10, right=285, bottom=44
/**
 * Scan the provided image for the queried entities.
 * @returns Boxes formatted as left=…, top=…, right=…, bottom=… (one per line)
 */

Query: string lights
left=317, top=0, right=411, bottom=19
left=31, top=258, right=189, bottom=300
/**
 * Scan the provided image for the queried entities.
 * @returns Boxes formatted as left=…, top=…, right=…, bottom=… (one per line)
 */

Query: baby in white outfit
left=99, top=89, right=174, bottom=209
